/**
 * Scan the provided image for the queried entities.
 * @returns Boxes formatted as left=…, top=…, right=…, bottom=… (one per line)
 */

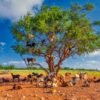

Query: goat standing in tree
left=24, top=58, right=36, bottom=66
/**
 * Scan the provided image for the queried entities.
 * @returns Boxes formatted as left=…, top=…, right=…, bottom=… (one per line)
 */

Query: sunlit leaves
left=12, top=45, right=28, bottom=56
left=12, top=3, right=100, bottom=58
left=85, top=3, right=94, bottom=11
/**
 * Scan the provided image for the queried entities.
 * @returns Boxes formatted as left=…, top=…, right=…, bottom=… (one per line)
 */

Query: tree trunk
left=47, top=55, right=55, bottom=74
left=56, top=66, right=61, bottom=75
left=48, top=64, right=61, bottom=75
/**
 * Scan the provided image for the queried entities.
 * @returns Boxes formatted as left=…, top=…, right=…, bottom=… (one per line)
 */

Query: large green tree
left=12, top=3, right=100, bottom=74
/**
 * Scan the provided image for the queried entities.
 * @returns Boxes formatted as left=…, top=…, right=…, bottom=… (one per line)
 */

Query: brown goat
left=27, top=74, right=33, bottom=84
left=12, top=84, right=22, bottom=90
left=2, top=78, right=10, bottom=83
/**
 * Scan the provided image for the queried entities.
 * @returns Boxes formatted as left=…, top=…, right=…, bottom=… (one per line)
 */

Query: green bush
left=0, top=65, right=15, bottom=70
left=0, top=65, right=3, bottom=69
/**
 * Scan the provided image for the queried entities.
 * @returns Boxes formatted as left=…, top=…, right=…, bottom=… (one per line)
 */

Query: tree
left=12, top=3, right=100, bottom=74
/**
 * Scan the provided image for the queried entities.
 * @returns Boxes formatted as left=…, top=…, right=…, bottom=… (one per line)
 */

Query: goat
left=58, top=75, right=73, bottom=87
left=71, top=77, right=77, bottom=86
left=27, top=74, right=32, bottom=79
left=49, top=34, right=56, bottom=42
left=0, top=78, right=3, bottom=83
left=2, top=78, right=10, bottom=83
left=79, top=72, right=88, bottom=80
left=57, top=75, right=65, bottom=86
left=36, top=74, right=43, bottom=78
left=94, top=78, right=100, bottom=83
left=28, top=34, right=34, bottom=39
left=82, top=80, right=91, bottom=87
left=65, top=72, right=72, bottom=77
left=11, top=73, right=20, bottom=82
left=32, top=72, right=38, bottom=76
left=32, top=73, right=44, bottom=81
left=41, top=39, right=46, bottom=44
left=36, top=73, right=54, bottom=88
left=12, top=84, right=22, bottom=90
left=26, top=41, right=36, bottom=47
left=36, top=76, right=45, bottom=88
left=71, top=74, right=80, bottom=86
left=44, top=73, right=58, bottom=88
left=65, top=72, right=72, bottom=81
left=27, top=74, right=33, bottom=84
left=21, top=77, right=27, bottom=82
left=24, top=58, right=36, bottom=65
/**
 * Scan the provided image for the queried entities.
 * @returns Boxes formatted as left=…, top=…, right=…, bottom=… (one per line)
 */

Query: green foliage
left=93, top=21, right=100, bottom=26
left=12, top=45, right=28, bottom=56
left=5, top=65, right=15, bottom=69
left=0, top=65, right=3, bottom=69
left=85, top=3, right=94, bottom=11
left=0, top=65, right=15, bottom=70
left=11, top=3, right=100, bottom=71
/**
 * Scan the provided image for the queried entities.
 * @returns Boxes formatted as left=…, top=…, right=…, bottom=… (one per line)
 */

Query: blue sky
left=0, top=0, right=100, bottom=70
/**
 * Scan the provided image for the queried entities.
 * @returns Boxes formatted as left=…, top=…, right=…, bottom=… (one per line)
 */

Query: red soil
left=0, top=76, right=100, bottom=100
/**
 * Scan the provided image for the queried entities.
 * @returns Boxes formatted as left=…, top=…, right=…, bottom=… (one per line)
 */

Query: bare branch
left=31, top=63, right=49, bottom=74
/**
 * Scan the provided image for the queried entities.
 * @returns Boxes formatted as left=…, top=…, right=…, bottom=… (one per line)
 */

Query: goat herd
left=0, top=72, right=100, bottom=90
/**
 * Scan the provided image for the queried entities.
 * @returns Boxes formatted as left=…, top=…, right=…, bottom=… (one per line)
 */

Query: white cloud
left=88, top=50, right=100, bottom=57
left=40, top=61, right=48, bottom=68
left=62, top=52, right=100, bottom=70
left=2, top=60, right=26, bottom=67
left=2, top=60, right=48, bottom=68
left=87, top=60, right=100, bottom=64
left=0, top=0, right=44, bottom=21
left=8, top=61, right=24, bottom=64
left=0, top=42, right=6, bottom=46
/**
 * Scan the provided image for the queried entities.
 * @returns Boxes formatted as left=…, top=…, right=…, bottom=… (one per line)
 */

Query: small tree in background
left=12, top=3, right=100, bottom=74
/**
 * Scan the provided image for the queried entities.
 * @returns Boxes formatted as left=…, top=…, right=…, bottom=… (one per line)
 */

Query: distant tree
left=12, top=3, right=100, bottom=74
left=0, top=65, right=3, bottom=69
left=4, top=65, right=15, bottom=70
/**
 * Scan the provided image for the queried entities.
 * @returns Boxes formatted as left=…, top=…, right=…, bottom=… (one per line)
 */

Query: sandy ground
left=0, top=74, right=100, bottom=100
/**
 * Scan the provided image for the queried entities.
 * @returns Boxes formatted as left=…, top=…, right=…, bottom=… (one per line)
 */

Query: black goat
left=27, top=74, right=33, bottom=84
left=26, top=41, right=36, bottom=47
left=11, top=73, right=20, bottom=82
left=32, top=72, right=38, bottom=76
left=21, top=77, right=27, bottom=82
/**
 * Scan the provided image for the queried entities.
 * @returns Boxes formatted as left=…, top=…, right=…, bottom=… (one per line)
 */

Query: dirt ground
left=0, top=75, right=100, bottom=100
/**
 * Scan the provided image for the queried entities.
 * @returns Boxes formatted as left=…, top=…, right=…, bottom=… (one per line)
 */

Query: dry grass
left=0, top=69, right=99, bottom=77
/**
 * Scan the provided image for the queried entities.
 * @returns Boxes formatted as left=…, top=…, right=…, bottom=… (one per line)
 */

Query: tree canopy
left=12, top=3, right=100, bottom=74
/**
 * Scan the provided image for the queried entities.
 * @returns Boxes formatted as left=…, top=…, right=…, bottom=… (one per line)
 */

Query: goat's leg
left=30, top=79, right=33, bottom=84
left=18, top=78, right=20, bottom=82
left=13, top=78, right=14, bottom=82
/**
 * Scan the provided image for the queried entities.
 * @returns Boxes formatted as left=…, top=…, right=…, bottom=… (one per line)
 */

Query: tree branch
left=30, top=63, right=49, bottom=74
